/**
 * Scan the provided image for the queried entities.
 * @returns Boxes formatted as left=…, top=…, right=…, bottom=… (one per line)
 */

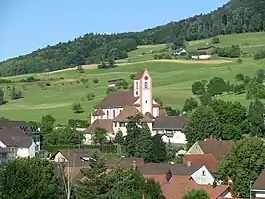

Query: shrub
left=72, top=103, right=83, bottom=114
left=212, top=37, right=220, bottom=44
left=254, top=50, right=265, bottom=60
left=68, top=119, right=89, bottom=128
left=237, top=59, right=243, bottom=64
left=93, top=78, right=99, bottom=84
left=86, top=93, right=95, bottom=101
left=45, top=82, right=51, bottom=86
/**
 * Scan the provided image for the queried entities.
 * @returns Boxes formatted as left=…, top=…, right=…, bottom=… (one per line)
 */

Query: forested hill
left=1, top=0, right=265, bottom=76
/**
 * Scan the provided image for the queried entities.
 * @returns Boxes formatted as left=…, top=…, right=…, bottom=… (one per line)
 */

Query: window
left=107, top=110, right=109, bottom=118
left=145, top=100, right=147, bottom=103
left=202, top=171, right=206, bottom=176
left=136, top=91, right=138, bottom=95
left=136, top=82, right=139, bottom=89
left=144, top=82, right=148, bottom=89
left=113, top=110, right=115, bottom=118
left=120, top=122, right=125, bottom=127
left=165, top=130, right=174, bottom=138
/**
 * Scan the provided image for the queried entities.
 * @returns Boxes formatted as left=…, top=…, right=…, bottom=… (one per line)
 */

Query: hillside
left=0, top=0, right=265, bottom=76
left=0, top=31, right=265, bottom=123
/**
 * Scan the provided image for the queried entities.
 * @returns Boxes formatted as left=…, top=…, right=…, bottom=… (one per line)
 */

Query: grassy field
left=0, top=32, right=265, bottom=124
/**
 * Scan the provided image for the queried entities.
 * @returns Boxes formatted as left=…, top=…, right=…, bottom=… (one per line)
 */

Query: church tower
left=133, top=68, right=153, bottom=115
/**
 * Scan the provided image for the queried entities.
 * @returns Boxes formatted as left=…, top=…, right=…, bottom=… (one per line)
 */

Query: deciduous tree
left=207, top=77, right=228, bottom=96
left=183, top=189, right=210, bottom=199
left=0, top=157, right=64, bottom=199
left=182, top=97, right=198, bottom=112
left=199, top=92, right=212, bottom=106
left=92, top=127, right=107, bottom=145
left=217, top=137, right=265, bottom=197
left=191, top=81, right=205, bottom=95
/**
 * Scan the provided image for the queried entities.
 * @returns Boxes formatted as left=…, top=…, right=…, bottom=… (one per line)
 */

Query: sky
left=0, top=0, right=229, bottom=61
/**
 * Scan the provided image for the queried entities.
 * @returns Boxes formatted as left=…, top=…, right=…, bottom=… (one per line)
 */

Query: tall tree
left=182, top=97, right=198, bottom=113
left=0, top=157, right=64, bottom=199
left=217, top=137, right=265, bottom=197
left=191, top=81, right=205, bottom=95
left=199, top=92, right=212, bottom=106
left=150, top=134, right=167, bottom=163
left=114, top=130, right=124, bottom=144
left=247, top=100, right=265, bottom=137
left=184, top=106, right=222, bottom=145
left=207, top=77, right=228, bottom=96
left=92, top=127, right=108, bottom=145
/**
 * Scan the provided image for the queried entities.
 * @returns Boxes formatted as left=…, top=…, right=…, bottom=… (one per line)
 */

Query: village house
left=197, top=46, right=215, bottom=55
left=186, top=138, right=233, bottom=161
left=251, top=169, right=265, bottom=198
left=172, top=48, right=187, bottom=56
left=138, top=163, right=216, bottom=185
left=161, top=181, right=236, bottom=199
left=0, top=127, right=36, bottom=160
left=108, top=78, right=125, bottom=87
left=84, top=68, right=188, bottom=144
left=0, top=120, right=41, bottom=153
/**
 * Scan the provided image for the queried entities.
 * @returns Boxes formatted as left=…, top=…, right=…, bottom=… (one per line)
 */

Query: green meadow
left=0, top=32, right=265, bottom=124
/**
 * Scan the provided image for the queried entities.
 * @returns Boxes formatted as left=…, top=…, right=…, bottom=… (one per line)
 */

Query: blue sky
left=0, top=0, right=229, bottom=61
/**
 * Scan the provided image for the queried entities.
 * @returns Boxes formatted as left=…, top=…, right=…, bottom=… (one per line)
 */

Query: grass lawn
left=0, top=57, right=264, bottom=124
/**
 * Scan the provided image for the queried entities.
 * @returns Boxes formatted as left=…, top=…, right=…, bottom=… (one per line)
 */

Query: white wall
left=113, top=122, right=153, bottom=137
left=252, top=190, right=265, bottom=198
left=91, top=108, right=123, bottom=123
left=152, top=107, right=159, bottom=117
left=152, top=129, right=187, bottom=144
left=141, top=71, right=152, bottom=115
left=0, top=141, right=6, bottom=148
left=191, top=166, right=216, bottom=185
left=16, top=141, right=36, bottom=158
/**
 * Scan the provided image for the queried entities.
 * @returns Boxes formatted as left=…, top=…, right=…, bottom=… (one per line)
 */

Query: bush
left=72, top=103, right=83, bottom=113
left=107, top=87, right=117, bottom=94
left=93, top=78, right=99, bottom=84
left=216, top=45, right=241, bottom=58
left=86, top=93, right=95, bottom=101
left=19, top=76, right=40, bottom=83
left=68, top=119, right=89, bottom=128
left=237, top=59, right=243, bottom=64
left=9, top=87, right=22, bottom=100
left=212, top=37, right=220, bottom=44
left=45, top=82, right=51, bottom=86
left=254, top=50, right=265, bottom=60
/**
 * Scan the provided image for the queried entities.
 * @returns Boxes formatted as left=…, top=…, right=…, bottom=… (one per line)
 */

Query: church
left=84, top=68, right=188, bottom=145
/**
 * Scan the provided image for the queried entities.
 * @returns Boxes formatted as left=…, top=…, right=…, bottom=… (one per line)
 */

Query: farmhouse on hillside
left=108, top=79, right=125, bottom=87
left=197, top=46, right=215, bottom=55
left=84, top=68, right=188, bottom=145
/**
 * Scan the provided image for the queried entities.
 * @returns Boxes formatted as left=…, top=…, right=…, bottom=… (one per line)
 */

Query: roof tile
left=84, top=119, right=114, bottom=134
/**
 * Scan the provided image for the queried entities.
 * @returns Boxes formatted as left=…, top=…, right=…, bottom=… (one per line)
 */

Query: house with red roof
left=251, top=169, right=265, bottom=198
left=84, top=68, right=188, bottom=145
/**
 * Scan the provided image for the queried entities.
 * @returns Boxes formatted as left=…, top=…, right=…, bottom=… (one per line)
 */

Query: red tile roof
left=184, top=154, right=219, bottom=173
left=252, top=169, right=265, bottom=190
left=134, top=68, right=146, bottom=80
left=161, top=181, right=232, bottom=199
left=95, top=91, right=139, bottom=108
left=113, top=105, right=153, bottom=122
left=84, top=119, right=114, bottom=134
left=144, top=174, right=193, bottom=184
left=198, top=138, right=233, bottom=161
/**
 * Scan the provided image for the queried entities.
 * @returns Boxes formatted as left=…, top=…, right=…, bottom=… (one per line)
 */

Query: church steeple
left=133, top=68, right=153, bottom=115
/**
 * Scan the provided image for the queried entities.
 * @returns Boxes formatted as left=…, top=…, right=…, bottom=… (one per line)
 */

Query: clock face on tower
left=144, top=76, right=149, bottom=80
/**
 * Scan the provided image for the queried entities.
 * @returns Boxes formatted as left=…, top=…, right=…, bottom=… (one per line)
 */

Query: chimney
left=213, top=180, right=217, bottom=188
left=187, top=161, right=192, bottom=167
left=166, top=169, right=172, bottom=183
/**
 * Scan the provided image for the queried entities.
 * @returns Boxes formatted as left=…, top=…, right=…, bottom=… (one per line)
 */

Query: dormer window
left=144, top=82, right=148, bottom=89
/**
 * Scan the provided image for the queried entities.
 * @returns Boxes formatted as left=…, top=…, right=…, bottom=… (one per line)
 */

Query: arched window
left=136, top=82, right=139, bottom=89
left=144, top=81, right=148, bottom=89
left=113, top=110, right=115, bottom=118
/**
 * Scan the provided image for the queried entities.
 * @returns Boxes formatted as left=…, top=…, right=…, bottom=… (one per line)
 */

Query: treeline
left=1, top=0, right=265, bottom=76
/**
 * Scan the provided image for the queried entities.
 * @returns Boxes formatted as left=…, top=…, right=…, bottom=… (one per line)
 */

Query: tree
left=40, top=114, right=56, bottom=146
left=182, top=97, right=198, bottom=112
left=0, top=157, right=64, bottom=199
left=165, top=106, right=180, bottom=116
left=183, top=189, right=210, bottom=199
left=199, top=92, right=212, bottom=106
left=171, top=36, right=186, bottom=50
left=184, top=106, right=222, bottom=145
left=130, top=73, right=135, bottom=80
left=217, top=137, right=265, bottom=197
left=149, top=134, right=167, bottom=163
left=77, top=65, right=84, bottom=73
left=256, top=68, right=265, bottom=83
left=221, top=124, right=242, bottom=140
left=247, top=100, right=265, bottom=137
left=154, top=97, right=163, bottom=107
left=114, top=130, right=124, bottom=144
left=191, top=81, right=205, bottom=95
left=9, top=87, right=22, bottom=100
left=235, top=73, right=245, bottom=82
left=207, top=77, right=228, bottom=96
left=72, top=103, right=83, bottom=113
left=92, top=127, right=107, bottom=145
left=0, top=88, right=4, bottom=105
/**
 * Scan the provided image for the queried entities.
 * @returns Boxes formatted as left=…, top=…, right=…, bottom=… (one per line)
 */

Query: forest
left=0, top=0, right=265, bottom=76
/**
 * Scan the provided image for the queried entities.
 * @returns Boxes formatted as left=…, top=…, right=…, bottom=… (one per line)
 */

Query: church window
left=113, top=110, right=115, bottom=118
left=136, top=82, right=139, bottom=89
left=107, top=110, right=109, bottom=118
left=144, top=76, right=149, bottom=80
left=136, top=91, right=138, bottom=95
left=144, top=82, right=148, bottom=89
left=145, top=100, right=147, bottom=103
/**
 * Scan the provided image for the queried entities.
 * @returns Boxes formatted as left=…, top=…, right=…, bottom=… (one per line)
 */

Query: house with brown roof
left=186, top=138, right=233, bottom=162
left=161, top=181, right=236, bottom=199
left=0, top=127, right=36, bottom=160
left=84, top=68, right=189, bottom=145
left=184, top=154, right=219, bottom=173
left=252, top=169, right=265, bottom=198
left=152, top=116, right=188, bottom=145
left=138, top=163, right=216, bottom=185
left=108, top=78, right=125, bottom=87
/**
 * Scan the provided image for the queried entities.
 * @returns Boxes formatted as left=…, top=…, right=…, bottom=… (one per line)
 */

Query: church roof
left=134, top=68, right=146, bottom=80
left=92, top=108, right=105, bottom=116
left=95, top=91, right=139, bottom=109
left=84, top=119, right=114, bottom=134
left=113, top=105, right=153, bottom=122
